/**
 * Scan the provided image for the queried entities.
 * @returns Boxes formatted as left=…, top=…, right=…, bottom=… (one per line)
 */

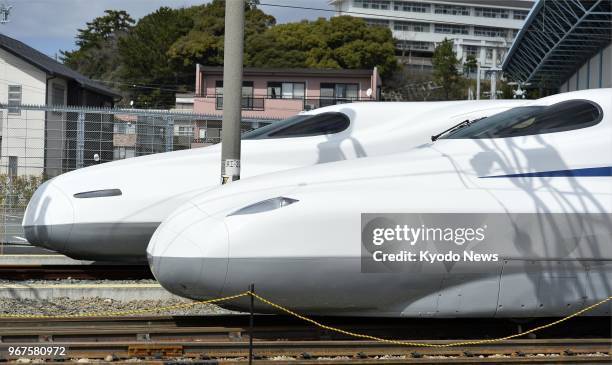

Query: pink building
left=194, top=65, right=382, bottom=120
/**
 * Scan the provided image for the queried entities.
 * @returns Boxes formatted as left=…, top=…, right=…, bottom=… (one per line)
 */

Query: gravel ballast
left=0, top=279, right=237, bottom=316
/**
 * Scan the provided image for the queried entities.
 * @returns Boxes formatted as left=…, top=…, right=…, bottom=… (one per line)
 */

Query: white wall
left=560, top=43, right=612, bottom=93
left=0, top=48, right=46, bottom=176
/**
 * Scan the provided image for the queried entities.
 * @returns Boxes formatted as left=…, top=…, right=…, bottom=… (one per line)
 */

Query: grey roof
left=199, top=65, right=374, bottom=77
left=0, top=34, right=121, bottom=98
left=502, top=0, right=611, bottom=87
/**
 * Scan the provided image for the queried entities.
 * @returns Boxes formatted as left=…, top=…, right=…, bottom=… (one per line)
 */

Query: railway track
left=0, top=315, right=610, bottom=363
left=0, top=264, right=153, bottom=280
left=2, top=339, right=610, bottom=363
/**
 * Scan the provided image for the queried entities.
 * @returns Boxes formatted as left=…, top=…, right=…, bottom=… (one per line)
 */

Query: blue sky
left=0, top=0, right=331, bottom=58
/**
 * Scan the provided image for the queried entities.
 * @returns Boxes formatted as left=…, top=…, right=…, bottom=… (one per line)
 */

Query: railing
left=202, top=95, right=374, bottom=112
left=303, top=98, right=367, bottom=110
left=215, top=97, right=265, bottom=111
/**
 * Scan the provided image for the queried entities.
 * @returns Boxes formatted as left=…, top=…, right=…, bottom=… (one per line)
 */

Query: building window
left=354, top=0, right=390, bottom=10
left=216, top=80, right=260, bottom=110
left=474, top=26, right=508, bottom=38
left=394, top=21, right=430, bottom=32
left=474, top=7, right=509, bottom=19
left=241, top=81, right=254, bottom=98
left=114, top=122, right=136, bottom=134
left=513, top=10, right=529, bottom=20
left=214, top=79, right=254, bottom=96
left=268, top=82, right=281, bottom=98
left=365, top=18, right=389, bottom=27
left=8, top=85, right=21, bottom=115
left=465, top=45, right=479, bottom=58
left=486, top=48, right=493, bottom=60
left=434, top=23, right=469, bottom=35
left=176, top=126, right=193, bottom=136
left=434, top=4, right=469, bottom=16
left=267, top=82, right=305, bottom=99
left=512, top=29, right=519, bottom=38
left=215, top=80, right=224, bottom=96
left=394, top=1, right=430, bottom=13
left=114, top=146, right=136, bottom=160
left=320, top=83, right=359, bottom=101
left=8, top=156, right=17, bottom=177
left=397, top=40, right=432, bottom=51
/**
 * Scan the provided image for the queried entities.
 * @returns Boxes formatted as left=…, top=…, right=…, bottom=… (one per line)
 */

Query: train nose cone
left=22, top=180, right=74, bottom=251
left=147, top=203, right=229, bottom=299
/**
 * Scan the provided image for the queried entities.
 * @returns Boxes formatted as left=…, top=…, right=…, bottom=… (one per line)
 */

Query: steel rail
left=1, top=315, right=609, bottom=341
left=0, top=316, right=610, bottom=363
left=0, top=264, right=153, bottom=280
left=1, top=339, right=610, bottom=363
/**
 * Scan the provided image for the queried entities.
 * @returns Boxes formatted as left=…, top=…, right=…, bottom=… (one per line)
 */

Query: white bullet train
left=22, top=100, right=526, bottom=262
left=148, top=88, right=612, bottom=317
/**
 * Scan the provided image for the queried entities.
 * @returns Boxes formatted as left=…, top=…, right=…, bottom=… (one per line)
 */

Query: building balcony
left=194, top=96, right=373, bottom=120
left=215, top=96, right=265, bottom=111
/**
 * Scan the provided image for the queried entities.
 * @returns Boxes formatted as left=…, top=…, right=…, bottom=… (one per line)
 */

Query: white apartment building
left=330, top=0, right=534, bottom=70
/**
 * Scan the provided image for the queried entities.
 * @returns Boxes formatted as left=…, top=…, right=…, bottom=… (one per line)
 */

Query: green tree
left=117, top=6, right=194, bottom=107
left=168, top=0, right=275, bottom=68
left=61, top=10, right=134, bottom=81
left=432, top=38, right=460, bottom=100
left=119, top=0, right=275, bottom=107
left=245, top=16, right=397, bottom=76
left=63, top=1, right=396, bottom=107
left=463, top=54, right=477, bottom=77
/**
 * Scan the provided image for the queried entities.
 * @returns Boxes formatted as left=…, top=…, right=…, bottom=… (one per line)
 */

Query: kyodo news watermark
left=360, top=213, right=612, bottom=272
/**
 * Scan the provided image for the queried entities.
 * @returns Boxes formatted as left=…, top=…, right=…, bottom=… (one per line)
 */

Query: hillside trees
left=63, top=1, right=397, bottom=107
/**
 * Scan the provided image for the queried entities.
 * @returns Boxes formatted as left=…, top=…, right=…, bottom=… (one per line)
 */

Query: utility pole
left=0, top=3, right=12, bottom=24
left=490, top=68, right=498, bottom=100
left=220, top=0, right=245, bottom=184
left=476, top=62, right=481, bottom=100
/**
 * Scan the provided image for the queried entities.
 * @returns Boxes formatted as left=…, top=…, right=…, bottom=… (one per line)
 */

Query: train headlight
left=228, top=197, right=298, bottom=216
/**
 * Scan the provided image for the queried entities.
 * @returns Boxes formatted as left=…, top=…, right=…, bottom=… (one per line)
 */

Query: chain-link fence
left=0, top=104, right=272, bottom=247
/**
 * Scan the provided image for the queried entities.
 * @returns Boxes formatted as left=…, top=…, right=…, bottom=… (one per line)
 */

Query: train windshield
left=441, top=100, right=602, bottom=139
left=243, top=112, right=350, bottom=139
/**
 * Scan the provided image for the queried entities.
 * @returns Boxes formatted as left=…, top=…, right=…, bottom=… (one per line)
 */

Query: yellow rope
left=248, top=292, right=612, bottom=348
left=1, top=288, right=610, bottom=349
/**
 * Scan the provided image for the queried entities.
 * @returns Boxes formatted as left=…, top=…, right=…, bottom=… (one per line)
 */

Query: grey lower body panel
left=24, top=222, right=160, bottom=262
left=150, top=256, right=612, bottom=317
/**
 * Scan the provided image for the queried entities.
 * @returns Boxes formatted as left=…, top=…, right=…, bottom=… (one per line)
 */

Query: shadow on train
left=465, top=135, right=611, bottom=315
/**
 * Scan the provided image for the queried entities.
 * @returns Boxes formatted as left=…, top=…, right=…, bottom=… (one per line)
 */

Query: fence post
left=165, top=116, right=174, bottom=152
left=249, top=283, right=255, bottom=365
left=76, top=111, right=85, bottom=168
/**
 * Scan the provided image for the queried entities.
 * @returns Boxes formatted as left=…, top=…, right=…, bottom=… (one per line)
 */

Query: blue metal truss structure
left=503, top=0, right=611, bottom=88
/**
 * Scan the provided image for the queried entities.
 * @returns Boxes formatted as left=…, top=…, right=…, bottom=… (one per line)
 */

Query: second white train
left=148, top=89, right=612, bottom=317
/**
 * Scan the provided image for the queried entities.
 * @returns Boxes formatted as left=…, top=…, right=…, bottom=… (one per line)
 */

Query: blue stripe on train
left=481, top=166, right=612, bottom=178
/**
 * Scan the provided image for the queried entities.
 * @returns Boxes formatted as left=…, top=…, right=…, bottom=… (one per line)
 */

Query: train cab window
left=442, top=100, right=603, bottom=139
left=242, top=112, right=350, bottom=139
